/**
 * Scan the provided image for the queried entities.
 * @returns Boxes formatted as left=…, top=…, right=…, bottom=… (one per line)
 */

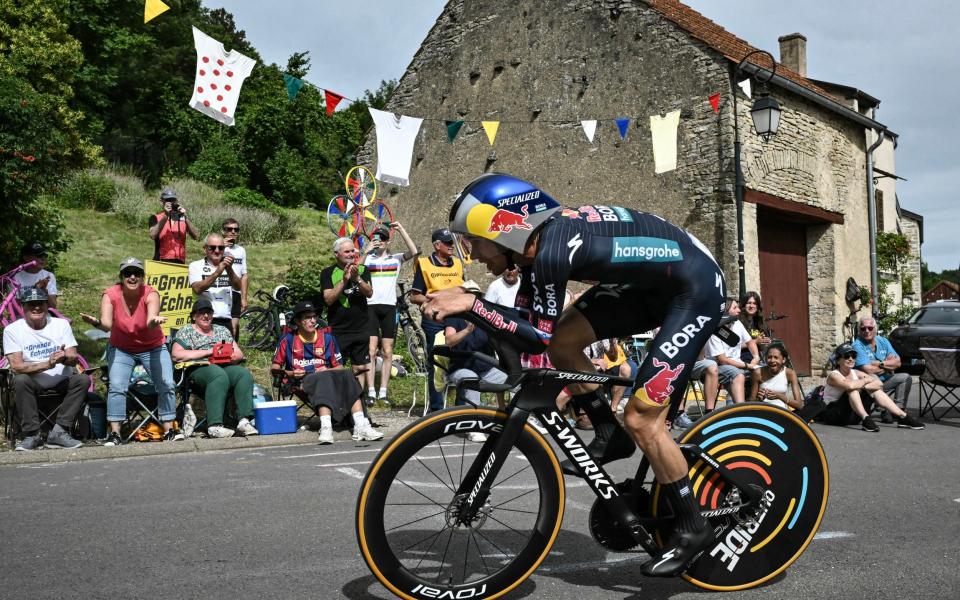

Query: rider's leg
left=548, top=309, right=636, bottom=470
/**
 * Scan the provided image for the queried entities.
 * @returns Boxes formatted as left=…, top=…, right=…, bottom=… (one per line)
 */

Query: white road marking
left=282, top=447, right=384, bottom=460
left=335, top=467, right=365, bottom=479
left=813, top=531, right=855, bottom=540
left=953, top=497, right=960, bottom=504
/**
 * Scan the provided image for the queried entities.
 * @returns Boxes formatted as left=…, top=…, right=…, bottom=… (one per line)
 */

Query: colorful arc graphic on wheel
left=651, top=404, right=829, bottom=591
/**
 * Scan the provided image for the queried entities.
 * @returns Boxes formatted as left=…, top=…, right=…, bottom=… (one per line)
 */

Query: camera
left=169, top=202, right=181, bottom=218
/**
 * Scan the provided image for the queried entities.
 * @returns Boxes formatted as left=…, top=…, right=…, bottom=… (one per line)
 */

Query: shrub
left=187, top=137, right=249, bottom=189
left=283, top=257, right=333, bottom=304
left=223, top=187, right=278, bottom=214
left=56, top=169, right=117, bottom=211
left=265, top=145, right=318, bottom=208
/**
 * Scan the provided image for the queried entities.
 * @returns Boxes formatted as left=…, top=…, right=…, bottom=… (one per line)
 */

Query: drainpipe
left=866, top=127, right=886, bottom=317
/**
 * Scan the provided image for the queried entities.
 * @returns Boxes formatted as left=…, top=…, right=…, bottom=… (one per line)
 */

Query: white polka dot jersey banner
left=189, top=27, right=256, bottom=126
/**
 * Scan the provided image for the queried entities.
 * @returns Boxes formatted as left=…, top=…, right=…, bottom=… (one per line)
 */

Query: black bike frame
left=448, top=366, right=765, bottom=558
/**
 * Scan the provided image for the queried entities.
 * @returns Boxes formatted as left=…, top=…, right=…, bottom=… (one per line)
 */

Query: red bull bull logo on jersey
left=488, top=205, right=532, bottom=233
left=641, top=358, right=685, bottom=406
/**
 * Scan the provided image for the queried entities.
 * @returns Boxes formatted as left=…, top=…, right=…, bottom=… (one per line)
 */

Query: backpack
left=803, top=385, right=825, bottom=409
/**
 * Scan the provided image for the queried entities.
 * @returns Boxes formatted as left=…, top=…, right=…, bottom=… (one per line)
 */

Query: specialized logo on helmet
left=488, top=205, right=532, bottom=233
left=642, top=358, right=685, bottom=405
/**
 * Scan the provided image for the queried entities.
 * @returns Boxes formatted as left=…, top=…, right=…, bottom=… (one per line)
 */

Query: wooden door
left=757, top=211, right=812, bottom=374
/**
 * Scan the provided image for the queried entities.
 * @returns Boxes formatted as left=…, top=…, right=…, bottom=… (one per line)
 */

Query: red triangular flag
left=709, top=92, right=720, bottom=114
left=324, top=90, right=344, bottom=116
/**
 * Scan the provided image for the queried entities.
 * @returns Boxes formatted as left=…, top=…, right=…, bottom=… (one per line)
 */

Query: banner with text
left=145, top=260, right=193, bottom=336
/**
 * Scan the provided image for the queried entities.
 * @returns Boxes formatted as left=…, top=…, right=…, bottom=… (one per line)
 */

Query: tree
left=0, top=0, right=96, bottom=266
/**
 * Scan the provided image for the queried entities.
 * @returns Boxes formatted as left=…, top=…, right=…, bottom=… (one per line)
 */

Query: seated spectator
left=170, top=298, right=258, bottom=438
left=853, top=316, right=912, bottom=423
left=81, top=258, right=183, bottom=446
left=690, top=351, right=719, bottom=412
left=3, top=288, right=83, bottom=450
left=738, top=291, right=771, bottom=363
left=816, top=342, right=924, bottom=432
left=586, top=339, right=632, bottom=413
left=443, top=317, right=509, bottom=442
left=272, top=301, right=382, bottom=444
left=702, top=298, right=758, bottom=405
left=750, top=342, right=803, bottom=410
left=15, top=241, right=58, bottom=308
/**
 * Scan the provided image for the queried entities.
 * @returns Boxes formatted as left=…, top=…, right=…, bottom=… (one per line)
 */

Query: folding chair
left=918, top=336, right=960, bottom=421
left=3, top=368, right=96, bottom=448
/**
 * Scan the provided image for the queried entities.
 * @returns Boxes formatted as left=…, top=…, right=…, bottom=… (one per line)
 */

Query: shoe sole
left=861, top=427, right=879, bottom=433
left=44, top=444, right=82, bottom=449
left=353, top=434, right=384, bottom=441
left=897, top=424, right=925, bottom=430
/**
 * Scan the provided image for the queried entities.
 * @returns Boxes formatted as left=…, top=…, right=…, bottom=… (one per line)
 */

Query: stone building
left=359, top=0, right=923, bottom=373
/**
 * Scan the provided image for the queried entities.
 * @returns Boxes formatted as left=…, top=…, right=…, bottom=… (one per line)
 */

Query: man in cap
left=272, top=300, right=382, bottom=443
left=16, top=241, right=59, bottom=309
left=853, top=316, right=913, bottom=423
left=148, top=187, right=199, bottom=264
left=362, top=221, right=419, bottom=404
left=3, top=288, right=86, bottom=450
left=409, top=228, right=465, bottom=411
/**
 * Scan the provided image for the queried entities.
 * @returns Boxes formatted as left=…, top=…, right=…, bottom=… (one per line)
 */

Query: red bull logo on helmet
left=642, top=358, right=685, bottom=405
left=488, top=205, right=532, bottom=233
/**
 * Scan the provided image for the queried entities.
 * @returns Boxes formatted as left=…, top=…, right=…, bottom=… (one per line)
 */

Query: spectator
left=689, top=351, right=719, bottom=412
left=148, top=187, right=199, bottom=264
left=189, top=233, right=241, bottom=331
left=170, top=298, right=258, bottom=438
left=3, top=288, right=84, bottom=450
left=484, top=264, right=520, bottom=307
left=585, top=339, right=631, bottom=413
left=222, top=218, right=249, bottom=340
left=738, top=291, right=771, bottom=363
left=750, top=342, right=804, bottom=410
left=816, top=342, right=924, bottom=432
left=362, top=222, right=419, bottom=404
left=80, top=258, right=183, bottom=446
left=272, top=301, right=382, bottom=444
left=15, top=241, right=59, bottom=308
left=410, top=228, right=465, bottom=412
left=443, top=317, right=508, bottom=441
left=702, top=298, right=759, bottom=405
left=320, top=238, right=374, bottom=386
left=853, top=316, right=912, bottom=423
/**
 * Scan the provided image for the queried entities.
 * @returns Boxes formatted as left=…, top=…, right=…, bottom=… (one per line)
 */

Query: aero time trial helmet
left=448, top=173, right=562, bottom=255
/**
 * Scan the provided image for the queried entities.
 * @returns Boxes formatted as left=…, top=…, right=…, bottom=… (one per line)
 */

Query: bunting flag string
left=446, top=120, right=464, bottom=143
left=143, top=0, right=170, bottom=24
left=283, top=74, right=304, bottom=100
left=615, top=118, right=630, bottom=140
left=709, top=92, right=721, bottom=114
left=738, top=78, right=752, bottom=99
left=581, top=120, right=597, bottom=142
left=650, top=110, right=681, bottom=174
left=481, top=121, right=500, bottom=145
left=324, top=90, right=345, bottom=115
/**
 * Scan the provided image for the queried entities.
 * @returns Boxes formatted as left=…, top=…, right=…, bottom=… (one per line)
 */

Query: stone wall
left=359, top=0, right=874, bottom=362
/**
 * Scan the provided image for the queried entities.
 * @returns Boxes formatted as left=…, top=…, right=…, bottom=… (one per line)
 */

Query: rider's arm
left=466, top=295, right=550, bottom=354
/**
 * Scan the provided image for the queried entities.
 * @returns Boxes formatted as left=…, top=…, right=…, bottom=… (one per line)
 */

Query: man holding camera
left=148, top=187, right=199, bottom=264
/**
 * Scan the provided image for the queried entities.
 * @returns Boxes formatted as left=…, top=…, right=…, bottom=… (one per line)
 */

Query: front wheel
left=237, top=306, right=274, bottom=350
left=653, top=403, right=830, bottom=591
left=356, top=407, right=565, bottom=600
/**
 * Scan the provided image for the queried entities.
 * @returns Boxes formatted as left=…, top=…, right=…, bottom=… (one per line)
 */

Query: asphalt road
left=1, top=411, right=957, bottom=600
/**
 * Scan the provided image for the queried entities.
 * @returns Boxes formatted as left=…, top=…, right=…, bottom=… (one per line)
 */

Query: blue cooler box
left=253, top=400, right=298, bottom=435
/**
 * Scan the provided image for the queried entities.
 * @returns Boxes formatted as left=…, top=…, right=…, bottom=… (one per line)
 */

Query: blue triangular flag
left=616, top=118, right=630, bottom=140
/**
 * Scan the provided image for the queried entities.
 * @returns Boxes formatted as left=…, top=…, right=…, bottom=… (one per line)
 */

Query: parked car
left=888, top=300, right=960, bottom=374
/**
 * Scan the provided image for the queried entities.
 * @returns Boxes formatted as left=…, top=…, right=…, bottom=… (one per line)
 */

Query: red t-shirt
left=106, top=284, right=165, bottom=353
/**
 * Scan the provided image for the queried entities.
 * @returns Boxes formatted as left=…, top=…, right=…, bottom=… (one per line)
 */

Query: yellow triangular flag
left=481, top=121, right=500, bottom=145
left=144, top=0, right=171, bottom=24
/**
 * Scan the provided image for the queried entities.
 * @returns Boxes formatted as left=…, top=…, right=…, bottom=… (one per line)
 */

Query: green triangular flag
left=445, top=120, right=464, bottom=143
left=283, top=74, right=305, bottom=101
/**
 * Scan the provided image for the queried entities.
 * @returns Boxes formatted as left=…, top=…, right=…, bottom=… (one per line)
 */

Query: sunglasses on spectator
left=859, top=326, right=875, bottom=331
left=206, top=245, right=225, bottom=251
left=121, top=270, right=144, bottom=278
left=437, top=240, right=455, bottom=246
left=223, top=227, right=240, bottom=232
left=841, top=352, right=857, bottom=359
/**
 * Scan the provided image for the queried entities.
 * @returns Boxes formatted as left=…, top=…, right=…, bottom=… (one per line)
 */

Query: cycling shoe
left=640, top=526, right=716, bottom=578
left=560, top=425, right=636, bottom=476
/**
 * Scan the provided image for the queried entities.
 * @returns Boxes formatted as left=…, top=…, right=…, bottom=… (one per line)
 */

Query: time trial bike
left=355, top=315, right=829, bottom=598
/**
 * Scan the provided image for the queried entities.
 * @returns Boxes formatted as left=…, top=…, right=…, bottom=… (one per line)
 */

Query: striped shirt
left=364, top=252, right=405, bottom=305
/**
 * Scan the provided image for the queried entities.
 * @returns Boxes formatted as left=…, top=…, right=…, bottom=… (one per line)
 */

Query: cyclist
left=422, top=173, right=725, bottom=577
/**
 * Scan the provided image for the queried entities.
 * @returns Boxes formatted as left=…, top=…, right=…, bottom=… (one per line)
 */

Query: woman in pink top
left=81, top=258, right=183, bottom=446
